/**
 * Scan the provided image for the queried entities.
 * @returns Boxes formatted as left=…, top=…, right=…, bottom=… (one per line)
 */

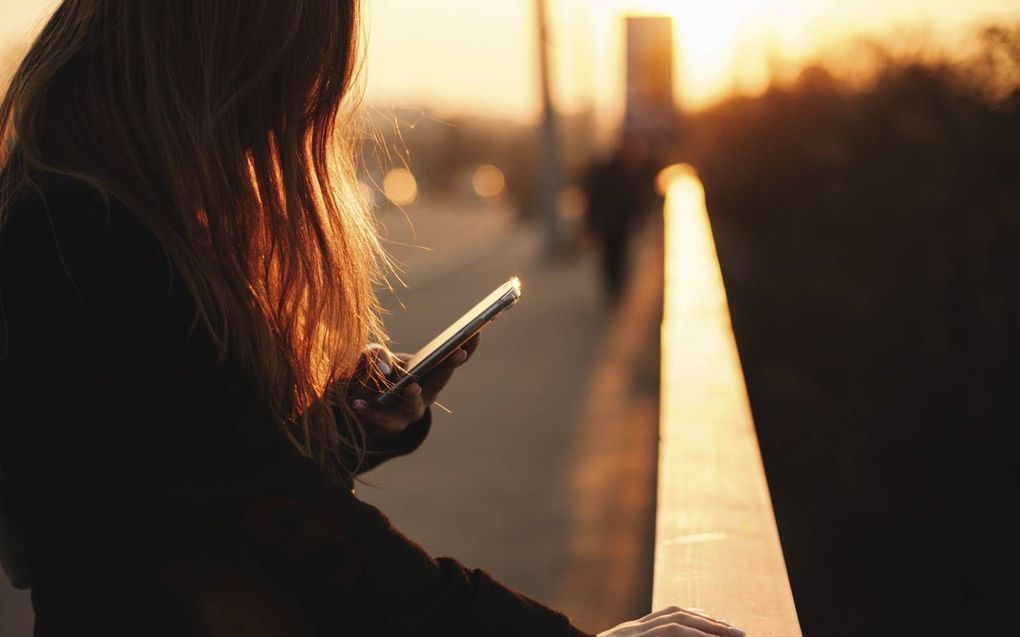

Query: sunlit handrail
left=653, top=166, right=802, bottom=636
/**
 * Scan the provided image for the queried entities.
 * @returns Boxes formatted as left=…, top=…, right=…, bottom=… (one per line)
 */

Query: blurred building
left=624, top=16, right=682, bottom=155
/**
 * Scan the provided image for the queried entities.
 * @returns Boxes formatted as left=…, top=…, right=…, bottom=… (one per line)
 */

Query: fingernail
left=453, top=349, right=468, bottom=364
left=406, top=384, right=422, bottom=397
left=378, top=361, right=392, bottom=376
left=353, top=399, right=367, bottom=411
left=730, top=628, right=746, bottom=637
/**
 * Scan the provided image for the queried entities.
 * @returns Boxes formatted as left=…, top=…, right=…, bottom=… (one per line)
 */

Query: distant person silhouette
left=583, top=137, right=659, bottom=305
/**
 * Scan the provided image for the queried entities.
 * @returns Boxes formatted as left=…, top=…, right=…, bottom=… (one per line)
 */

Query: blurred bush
left=688, top=24, right=1020, bottom=636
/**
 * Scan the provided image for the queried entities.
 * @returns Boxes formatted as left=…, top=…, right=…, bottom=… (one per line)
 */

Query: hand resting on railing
left=599, top=606, right=746, bottom=637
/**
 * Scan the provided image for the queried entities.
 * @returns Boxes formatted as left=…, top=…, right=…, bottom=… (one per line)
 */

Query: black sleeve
left=323, top=382, right=434, bottom=477
left=333, top=492, right=595, bottom=636
left=357, top=408, right=433, bottom=475
left=0, top=183, right=594, bottom=636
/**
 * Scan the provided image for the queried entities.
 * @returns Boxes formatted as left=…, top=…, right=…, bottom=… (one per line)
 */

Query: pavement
left=0, top=197, right=662, bottom=635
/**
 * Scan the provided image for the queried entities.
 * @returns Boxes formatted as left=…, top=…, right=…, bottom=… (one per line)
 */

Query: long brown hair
left=0, top=0, right=387, bottom=476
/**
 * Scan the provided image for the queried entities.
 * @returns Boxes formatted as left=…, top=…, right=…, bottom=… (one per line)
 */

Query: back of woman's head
left=0, top=0, right=385, bottom=474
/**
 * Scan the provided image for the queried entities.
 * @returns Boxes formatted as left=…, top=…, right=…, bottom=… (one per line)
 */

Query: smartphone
left=373, top=277, right=523, bottom=408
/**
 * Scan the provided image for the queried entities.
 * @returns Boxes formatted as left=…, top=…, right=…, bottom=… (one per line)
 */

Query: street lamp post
left=535, top=0, right=564, bottom=257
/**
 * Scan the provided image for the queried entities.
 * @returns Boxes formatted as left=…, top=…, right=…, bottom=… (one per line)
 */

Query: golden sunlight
left=587, top=0, right=836, bottom=109
left=4, top=0, right=1020, bottom=122
left=582, top=0, right=1020, bottom=112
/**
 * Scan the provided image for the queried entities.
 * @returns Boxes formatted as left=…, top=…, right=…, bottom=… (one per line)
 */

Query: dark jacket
left=0, top=173, right=592, bottom=636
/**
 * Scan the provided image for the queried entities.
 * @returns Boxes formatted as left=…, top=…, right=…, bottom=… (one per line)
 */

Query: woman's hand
left=351, top=335, right=480, bottom=436
left=598, top=607, right=745, bottom=637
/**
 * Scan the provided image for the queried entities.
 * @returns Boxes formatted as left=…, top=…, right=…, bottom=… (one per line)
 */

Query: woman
left=0, top=2, right=743, bottom=635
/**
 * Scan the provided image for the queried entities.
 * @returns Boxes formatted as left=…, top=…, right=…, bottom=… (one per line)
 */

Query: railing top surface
left=654, top=169, right=801, bottom=637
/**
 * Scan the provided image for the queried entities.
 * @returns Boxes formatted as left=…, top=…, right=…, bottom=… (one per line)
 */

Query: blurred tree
left=688, top=24, right=1020, bottom=637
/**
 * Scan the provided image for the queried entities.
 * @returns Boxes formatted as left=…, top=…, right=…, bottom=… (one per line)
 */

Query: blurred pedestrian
left=582, top=136, right=660, bottom=305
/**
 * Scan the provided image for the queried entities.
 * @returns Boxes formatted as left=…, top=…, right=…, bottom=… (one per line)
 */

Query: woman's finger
left=641, top=609, right=743, bottom=637
left=392, top=386, right=427, bottom=420
left=419, top=334, right=480, bottom=403
left=646, top=625, right=714, bottom=637
left=353, top=344, right=399, bottom=395
left=418, top=354, right=459, bottom=404
left=636, top=607, right=734, bottom=627
left=597, top=607, right=742, bottom=637
left=460, top=333, right=480, bottom=360
left=353, top=393, right=426, bottom=434
left=639, top=607, right=733, bottom=630
left=369, top=345, right=401, bottom=379
left=638, top=607, right=680, bottom=622
left=392, top=352, right=412, bottom=371
left=352, top=400, right=403, bottom=435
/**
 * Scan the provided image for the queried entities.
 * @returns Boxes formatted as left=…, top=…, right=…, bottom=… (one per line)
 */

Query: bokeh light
left=471, top=164, right=507, bottom=198
left=382, top=168, right=418, bottom=205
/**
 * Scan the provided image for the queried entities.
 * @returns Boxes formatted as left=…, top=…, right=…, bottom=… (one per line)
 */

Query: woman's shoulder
left=1, top=171, right=171, bottom=284
left=0, top=171, right=185, bottom=351
left=3, top=171, right=136, bottom=249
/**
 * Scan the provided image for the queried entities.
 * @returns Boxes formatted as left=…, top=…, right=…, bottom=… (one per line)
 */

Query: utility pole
left=535, top=0, right=564, bottom=257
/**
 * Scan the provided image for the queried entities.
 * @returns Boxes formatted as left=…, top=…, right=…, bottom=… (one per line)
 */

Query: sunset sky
left=3, top=0, right=1019, bottom=125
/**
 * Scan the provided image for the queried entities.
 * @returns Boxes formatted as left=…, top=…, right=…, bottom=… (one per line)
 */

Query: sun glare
left=594, top=0, right=829, bottom=108
left=583, top=0, right=1020, bottom=112
left=6, top=1, right=1017, bottom=125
